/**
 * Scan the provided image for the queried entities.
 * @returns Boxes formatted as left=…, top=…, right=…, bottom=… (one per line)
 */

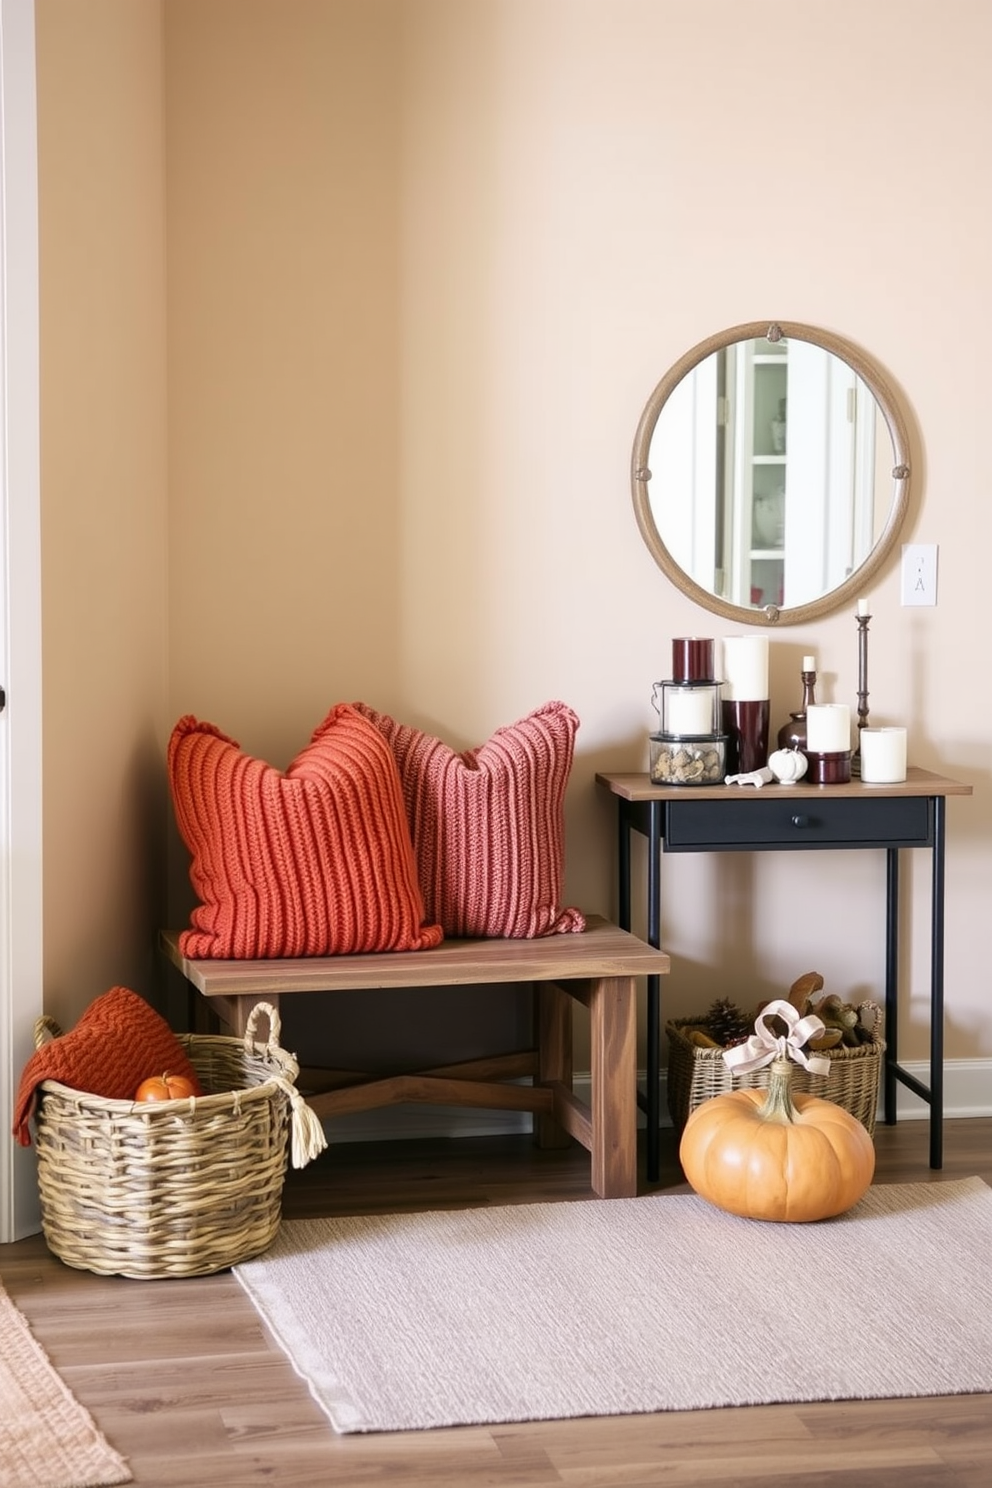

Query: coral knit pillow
left=13, top=985, right=203, bottom=1147
left=353, top=700, right=586, bottom=939
left=168, top=704, right=443, bottom=959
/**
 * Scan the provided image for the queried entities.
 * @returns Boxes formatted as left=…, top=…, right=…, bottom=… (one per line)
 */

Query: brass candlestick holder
left=852, top=604, right=872, bottom=777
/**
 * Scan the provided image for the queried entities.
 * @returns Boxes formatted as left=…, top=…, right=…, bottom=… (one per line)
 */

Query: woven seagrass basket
left=665, top=1005, right=885, bottom=1137
left=32, top=1002, right=322, bottom=1279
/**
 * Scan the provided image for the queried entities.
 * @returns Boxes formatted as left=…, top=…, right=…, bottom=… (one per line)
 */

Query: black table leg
left=883, top=797, right=944, bottom=1168
left=929, top=794, right=946, bottom=1169
left=645, top=802, right=663, bottom=1183
left=884, top=847, right=899, bottom=1125
left=616, top=799, right=665, bottom=1182
left=617, top=807, right=631, bottom=932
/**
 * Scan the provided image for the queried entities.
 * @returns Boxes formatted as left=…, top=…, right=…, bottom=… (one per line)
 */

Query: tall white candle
left=802, top=654, right=816, bottom=671
left=806, top=703, right=851, bottom=753
left=860, top=727, right=907, bottom=783
left=720, top=636, right=769, bottom=701
left=857, top=598, right=870, bottom=617
left=666, top=686, right=716, bottom=735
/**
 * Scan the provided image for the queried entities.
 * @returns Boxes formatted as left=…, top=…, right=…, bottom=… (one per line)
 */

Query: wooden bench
left=159, top=915, right=669, bottom=1199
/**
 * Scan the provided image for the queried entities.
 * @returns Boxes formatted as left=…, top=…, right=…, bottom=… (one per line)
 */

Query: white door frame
left=0, top=0, right=43, bottom=1243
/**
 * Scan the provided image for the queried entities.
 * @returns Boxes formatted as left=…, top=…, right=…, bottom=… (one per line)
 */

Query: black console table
left=596, top=766, right=972, bottom=1182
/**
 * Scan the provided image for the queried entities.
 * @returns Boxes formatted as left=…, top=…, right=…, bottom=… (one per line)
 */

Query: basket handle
left=243, top=1001, right=282, bottom=1052
left=857, top=1000, right=884, bottom=1038
left=33, top=1014, right=63, bottom=1049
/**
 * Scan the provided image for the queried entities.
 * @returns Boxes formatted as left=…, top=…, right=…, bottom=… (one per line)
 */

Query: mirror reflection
left=632, top=323, right=911, bottom=626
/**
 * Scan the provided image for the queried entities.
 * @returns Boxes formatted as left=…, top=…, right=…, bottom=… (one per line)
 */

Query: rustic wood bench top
left=158, top=914, right=669, bottom=995
left=159, top=915, right=669, bottom=1199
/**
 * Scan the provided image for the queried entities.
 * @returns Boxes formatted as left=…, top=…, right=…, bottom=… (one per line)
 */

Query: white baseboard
left=898, top=1058, right=992, bottom=1120
left=315, top=1058, right=992, bottom=1145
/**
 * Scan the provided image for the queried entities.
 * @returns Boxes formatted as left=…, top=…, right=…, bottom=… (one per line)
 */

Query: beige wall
left=164, top=0, right=403, bottom=755
left=36, top=0, right=169, bottom=1028
left=36, top=1, right=990, bottom=1071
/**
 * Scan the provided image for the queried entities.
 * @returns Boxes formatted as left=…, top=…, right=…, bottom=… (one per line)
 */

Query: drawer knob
left=791, top=813, right=809, bottom=829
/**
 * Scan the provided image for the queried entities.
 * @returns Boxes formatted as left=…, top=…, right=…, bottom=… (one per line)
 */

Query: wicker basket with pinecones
left=665, top=972, right=885, bottom=1136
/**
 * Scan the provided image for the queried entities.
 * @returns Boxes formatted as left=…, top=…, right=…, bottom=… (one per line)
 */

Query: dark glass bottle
left=777, top=665, right=817, bottom=752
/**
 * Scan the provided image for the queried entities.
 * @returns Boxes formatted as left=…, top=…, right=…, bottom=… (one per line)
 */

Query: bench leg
left=535, top=981, right=573, bottom=1151
left=210, top=993, right=281, bottom=1040
left=588, top=974, right=637, bottom=1199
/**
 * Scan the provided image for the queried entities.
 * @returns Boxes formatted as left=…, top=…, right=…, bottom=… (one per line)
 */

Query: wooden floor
left=2, top=1118, right=991, bottom=1488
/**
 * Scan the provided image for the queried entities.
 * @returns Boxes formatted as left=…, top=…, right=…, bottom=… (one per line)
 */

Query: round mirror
left=631, top=321, right=911, bottom=625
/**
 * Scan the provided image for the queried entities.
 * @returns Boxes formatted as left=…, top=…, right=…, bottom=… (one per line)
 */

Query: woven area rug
left=0, top=1277, right=131, bottom=1488
left=235, top=1176, right=992, bottom=1434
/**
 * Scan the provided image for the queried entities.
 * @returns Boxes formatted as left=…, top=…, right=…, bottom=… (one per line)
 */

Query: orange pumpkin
left=134, top=1071, right=198, bottom=1103
left=679, top=1056, right=875, bottom=1223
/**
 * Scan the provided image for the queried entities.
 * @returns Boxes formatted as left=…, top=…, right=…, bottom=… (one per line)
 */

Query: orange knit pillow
left=13, top=985, right=203, bottom=1147
left=353, top=700, right=586, bottom=939
left=168, top=704, right=443, bottom=959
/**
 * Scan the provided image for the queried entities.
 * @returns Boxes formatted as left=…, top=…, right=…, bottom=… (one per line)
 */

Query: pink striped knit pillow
left=353, top=701, right=586, bottom=939
left=168, top=705, right=443, bottom=959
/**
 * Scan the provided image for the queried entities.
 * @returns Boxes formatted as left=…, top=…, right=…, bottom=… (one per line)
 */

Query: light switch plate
left=901, top=543, right=938, bottom=606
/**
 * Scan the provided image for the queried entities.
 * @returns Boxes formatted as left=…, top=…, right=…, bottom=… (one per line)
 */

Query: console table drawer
left=664, top=795, right=932, bottom=851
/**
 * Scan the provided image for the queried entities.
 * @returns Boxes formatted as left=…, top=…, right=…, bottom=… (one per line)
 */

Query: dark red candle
left=672, top=637, right=714, bottom=683
left=805, top=750, right=852, bottom=785
left=721, top=699, right=770, bottom=775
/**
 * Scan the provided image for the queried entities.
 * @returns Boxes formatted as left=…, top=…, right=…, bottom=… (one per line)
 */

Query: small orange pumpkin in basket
left=134, top=1071, right=199, bottom=1103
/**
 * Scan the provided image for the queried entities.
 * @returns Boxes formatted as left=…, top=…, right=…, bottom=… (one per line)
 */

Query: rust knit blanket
left=13, top=986, right=203, bottom=1147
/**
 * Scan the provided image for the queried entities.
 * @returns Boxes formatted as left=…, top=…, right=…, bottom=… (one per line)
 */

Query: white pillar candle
left=666, top=686, right=716, bottom=735
left=720, top=636, right=769, bottom=701
left=859, top=727, right=907, bottom=783
left=802, top=654, right=816, bottom=671
left=806, top=703, right=851, bottom=753
left=857, top=598, right=870, bottom=617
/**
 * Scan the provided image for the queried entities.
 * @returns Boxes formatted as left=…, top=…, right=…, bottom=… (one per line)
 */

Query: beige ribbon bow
left=722, top=997, right=832, bottom=1078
